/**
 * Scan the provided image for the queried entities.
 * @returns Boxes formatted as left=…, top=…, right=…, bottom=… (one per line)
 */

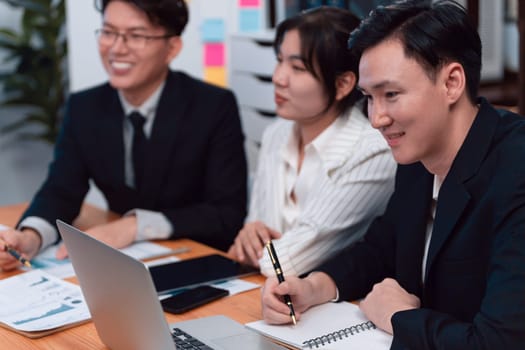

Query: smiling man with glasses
left=0, top=0, right=247, bottom=270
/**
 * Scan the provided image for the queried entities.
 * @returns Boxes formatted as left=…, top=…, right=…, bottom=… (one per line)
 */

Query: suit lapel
left=139, top=72, right=186, bottom=205
left=424, top=98, right=500, bottom=279
left=424, top=180, right=470, bottom=279
left=98, top=87, right=126, bottom=187
left=394, top=165, right=433, bottom=297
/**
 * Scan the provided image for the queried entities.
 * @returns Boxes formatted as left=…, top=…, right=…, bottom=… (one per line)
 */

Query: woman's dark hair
left=274, top=6, right=362, bottom=114
left=95, top=0, right=188, bottom=36
left=348, top=0, right=481, bottom=103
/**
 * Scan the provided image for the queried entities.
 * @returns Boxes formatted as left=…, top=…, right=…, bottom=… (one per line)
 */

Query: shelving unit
left=469, top=0, right=524, bottom=114
left=229, top=30, right=277, bottom=176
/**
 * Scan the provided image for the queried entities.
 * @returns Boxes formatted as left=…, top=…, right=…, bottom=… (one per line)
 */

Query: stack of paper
left=31, top=241, right=175, bottom=278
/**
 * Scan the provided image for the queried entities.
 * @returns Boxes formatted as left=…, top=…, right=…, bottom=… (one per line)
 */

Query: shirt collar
left=119, top=80, right=166, bottom=119
left=310, top=115, right=346, bottom=158
left=281, top=114, right=347, bottom=169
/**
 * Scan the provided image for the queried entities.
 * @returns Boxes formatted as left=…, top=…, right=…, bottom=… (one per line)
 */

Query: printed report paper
left=0, top=270, right=90, bottom=333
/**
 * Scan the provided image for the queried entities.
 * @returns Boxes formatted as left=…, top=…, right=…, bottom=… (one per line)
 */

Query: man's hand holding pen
left=261, top=274, right=326, bottom=325
left=0, top=228, right=40, bottom=271
left=261, top=246, right=340, bottom=325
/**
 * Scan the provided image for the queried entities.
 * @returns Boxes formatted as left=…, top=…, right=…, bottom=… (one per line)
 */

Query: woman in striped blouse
left=228, top=6, right=396, bottom=277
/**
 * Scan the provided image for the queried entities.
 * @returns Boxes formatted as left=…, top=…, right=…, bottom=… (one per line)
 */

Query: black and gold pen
left=2, top=241, right=32, bottom=268
left=265, top=240, right=297, bottom=325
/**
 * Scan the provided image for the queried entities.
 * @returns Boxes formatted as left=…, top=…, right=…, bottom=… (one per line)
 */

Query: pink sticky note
left=239, top=0, right=260, bottom=7
left=204, top=43, right=225, bottom=67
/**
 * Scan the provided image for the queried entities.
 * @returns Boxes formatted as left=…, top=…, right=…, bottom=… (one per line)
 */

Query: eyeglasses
left=95, top=28, right=173, bottom=50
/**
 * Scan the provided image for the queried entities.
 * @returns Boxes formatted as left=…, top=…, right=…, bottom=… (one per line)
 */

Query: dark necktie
left=128, top=111, right=147, bottom=189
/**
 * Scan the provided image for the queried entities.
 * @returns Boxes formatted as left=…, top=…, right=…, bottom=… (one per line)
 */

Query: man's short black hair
left=96, top=0, right=189, bottom=36
left=348, top=0, right=482, bottom=103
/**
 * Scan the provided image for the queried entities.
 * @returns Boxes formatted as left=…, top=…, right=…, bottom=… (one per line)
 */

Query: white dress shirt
left=281, top=116, right=347, bottom=233
left=251, top=106, right=397, bottom=277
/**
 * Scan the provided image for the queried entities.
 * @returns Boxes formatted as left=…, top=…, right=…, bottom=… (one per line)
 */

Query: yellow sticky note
left=204, top=67, right=227, bottom=87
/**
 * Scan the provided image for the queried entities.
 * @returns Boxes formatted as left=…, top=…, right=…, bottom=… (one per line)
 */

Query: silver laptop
left=57, top=220, right=284, bottom=350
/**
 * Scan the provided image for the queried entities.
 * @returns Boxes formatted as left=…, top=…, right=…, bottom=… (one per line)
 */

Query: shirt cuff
left=125, top=209, right=172, bottom=241
left=306, top=271, right=339, bottom=302
left=259, top=254, right=274, bottom=277
left=331, top=287, right=340, bottom=302
left=17, top=216, right=58, bottom=251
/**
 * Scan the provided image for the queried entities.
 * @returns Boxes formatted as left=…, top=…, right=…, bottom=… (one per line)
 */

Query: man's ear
left=335, top=71, right=357, bottom=101
left=442, top=62, right=466, bottom=104
left=166, top=36, right=183, bottom=63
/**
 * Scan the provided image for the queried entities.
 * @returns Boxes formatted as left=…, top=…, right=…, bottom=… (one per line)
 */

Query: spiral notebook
left=245, top=301, right=392, bottom=349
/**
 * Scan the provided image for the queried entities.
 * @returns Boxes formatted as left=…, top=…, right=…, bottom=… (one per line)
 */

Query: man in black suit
left=261, top=1, right=525, bottom=349
left=0, top=0, right=246, bottom=268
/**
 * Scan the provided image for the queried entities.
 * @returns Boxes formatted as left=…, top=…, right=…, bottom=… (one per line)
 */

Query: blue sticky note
left=201, top=18, right=225, bottom=43
left=239, top=9, right=261, bottom=32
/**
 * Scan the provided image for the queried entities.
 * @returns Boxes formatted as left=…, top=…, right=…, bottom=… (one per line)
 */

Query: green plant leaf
left=0, top=0, right=67, bottom=144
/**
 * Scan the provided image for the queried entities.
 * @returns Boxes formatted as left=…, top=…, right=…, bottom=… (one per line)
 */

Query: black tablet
left=148, top=254, right=258, bottom=295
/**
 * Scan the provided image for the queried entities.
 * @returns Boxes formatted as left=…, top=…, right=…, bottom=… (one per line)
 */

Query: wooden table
left=0, top=204, right=266, bottom=349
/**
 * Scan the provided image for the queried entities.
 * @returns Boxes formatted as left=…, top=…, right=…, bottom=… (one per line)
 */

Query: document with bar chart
left=0, top=270, right=90, bottom=337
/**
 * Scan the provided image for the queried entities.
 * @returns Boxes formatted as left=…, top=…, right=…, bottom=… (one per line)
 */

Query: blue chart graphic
left=29, top=276, right=50, bottom=287
left=30, top=257, right=71, bottom=269
left=13, top=304, right=74, bottom=325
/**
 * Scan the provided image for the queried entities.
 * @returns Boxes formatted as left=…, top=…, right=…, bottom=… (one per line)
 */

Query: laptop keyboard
left=171, top=328, right=215, bottom=350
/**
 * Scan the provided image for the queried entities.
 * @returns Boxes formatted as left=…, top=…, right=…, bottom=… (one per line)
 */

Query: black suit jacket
left=21, top=71, right=247, bottom=251
left=319, top=98, right=525, bottom=349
